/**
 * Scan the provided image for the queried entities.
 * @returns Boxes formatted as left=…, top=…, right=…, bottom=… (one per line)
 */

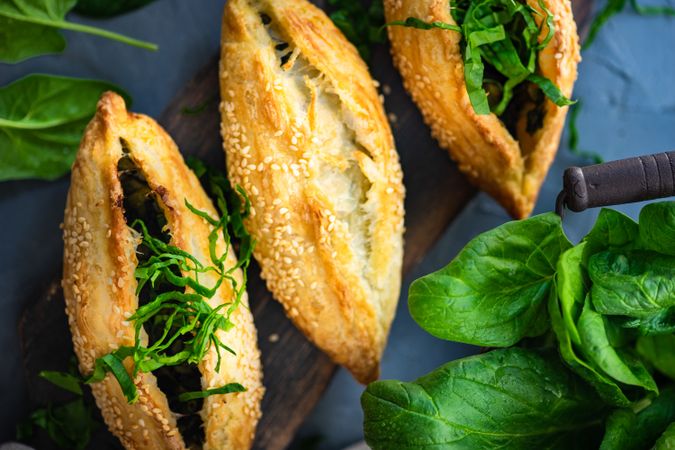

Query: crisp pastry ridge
left=62, top=92, right=263, bottom=450
left=219, top=0, right=405, bottom=383
left=384, top=0, right=581, bottom=218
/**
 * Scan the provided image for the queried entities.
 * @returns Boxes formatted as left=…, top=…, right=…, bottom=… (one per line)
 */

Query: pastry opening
left=258, top=8, right=376, bottom=292
left=117, top=140, right=205, bottom=449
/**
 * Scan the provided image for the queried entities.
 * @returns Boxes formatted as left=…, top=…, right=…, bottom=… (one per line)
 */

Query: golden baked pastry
left=62, top=92, right=263, bottom=449
left=385, top=0, right=580, bottom=218
left=219, top=0, right=405, bottom=384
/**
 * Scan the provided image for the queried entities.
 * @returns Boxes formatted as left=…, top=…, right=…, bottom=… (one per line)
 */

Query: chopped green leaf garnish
left=86, top=158, right=254, bottom=406
left=387, top=0, right=574, bottom=119
left=386, top=17, right=461, bottom=32
left=177, top=382, right=246, bottom=402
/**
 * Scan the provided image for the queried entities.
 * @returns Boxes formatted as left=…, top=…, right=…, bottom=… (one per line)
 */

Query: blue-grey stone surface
left=1, top=0, right=674, bottom=448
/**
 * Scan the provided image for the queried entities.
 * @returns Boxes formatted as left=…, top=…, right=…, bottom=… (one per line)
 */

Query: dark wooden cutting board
left=19, top=1, right=593, bottom=449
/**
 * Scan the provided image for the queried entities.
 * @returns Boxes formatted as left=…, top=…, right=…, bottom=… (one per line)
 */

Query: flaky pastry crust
left=385, top=0, right=580, bottom=218
left=219, top=0, right=405, bottom=383
left=62, top=92, right=263, bottom=449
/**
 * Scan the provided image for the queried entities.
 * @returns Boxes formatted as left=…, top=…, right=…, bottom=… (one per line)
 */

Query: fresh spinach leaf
left=557, top=243, right=588, bottom=345
left=583, top=208, right=639, bottom=261
left=577, top=298, right=658, bottom=394
left=589, top=250, right=675, bottom=318
left=600, top=387, right=675, bottom=450
left=612, top=306, right=675, bottom=336
left=328, top=0, right=386, bottom=62
left=0, top=0, right=156, bottom=63
left=408, top=213, right=571, bottom=346
left=639, top=202, right=675, bottom=256
left=39, top=370, right=83, bottom=395
left=74, top=0, right=156, bottom=17
left=549, top=283, right=632, bottom=407
left=0, top=74, right=130, bottom=181
left=17, top=398, right=96, bottom=450
left=362, top=348, right=606, bottom=450
left=637, top=334, right=675, bottom=380
left=654, top=422, right=675, bottom=449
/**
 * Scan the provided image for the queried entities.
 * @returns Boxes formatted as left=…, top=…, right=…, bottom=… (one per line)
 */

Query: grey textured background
left=1, top=0, right=674, bottom=448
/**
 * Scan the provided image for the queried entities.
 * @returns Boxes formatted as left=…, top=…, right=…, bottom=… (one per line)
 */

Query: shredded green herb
left=85, top=158, right=254, bottom=406
left=177, top=382, right=246, bottom=402
left=328, top=0, right=387, bottom=62
left=387, top=0, right=574, bottom=119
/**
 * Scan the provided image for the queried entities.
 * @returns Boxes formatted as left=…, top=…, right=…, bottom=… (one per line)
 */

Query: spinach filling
left=117, top=143, right=205, bottom=448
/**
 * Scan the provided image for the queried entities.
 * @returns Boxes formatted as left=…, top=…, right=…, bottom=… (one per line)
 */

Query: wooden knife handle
left=561, top=151, right=675, bottom=212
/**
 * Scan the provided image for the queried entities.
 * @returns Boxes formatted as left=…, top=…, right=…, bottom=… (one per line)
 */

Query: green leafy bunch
left=327, top=0, right=387, bottom=62
left=389, top=0, right=574, bottom=116
left=0, top=0, right=157, bottom=64
left=17, top=365, right=97, bottom=450
left=85, top=160, right=253, bottom=404
left=0, top=74, right=132, bottom=182
left=362, top=201, right=675, bottom=449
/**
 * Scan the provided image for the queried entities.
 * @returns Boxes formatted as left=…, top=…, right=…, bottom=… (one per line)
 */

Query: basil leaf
left=589, top=250, right=675, bottom=318
left=549, top=282, right=631, bottom=407
left=584, top=208, right=639, bottom=261
left=0, top=74, right=130, bottom=181
left=39, top=370, right=83, bottom=395
left=600, top=387, right=675, bottom=450
left=177, top=382, right=246, bottom=402
left=654, top=422, right=675, bottom=449
left=74, top=0, right=156, bottom=17
left=577, top=298, right=658, bottom=395
left=362, top=348, right=607, bottom=450
left=0, top=0, right=156, bottom=63
left=639, top=202, right=675, bottom=256
left=637, top=334, right=675, bottom=380
left=408, top=213, right=571, bottom=346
